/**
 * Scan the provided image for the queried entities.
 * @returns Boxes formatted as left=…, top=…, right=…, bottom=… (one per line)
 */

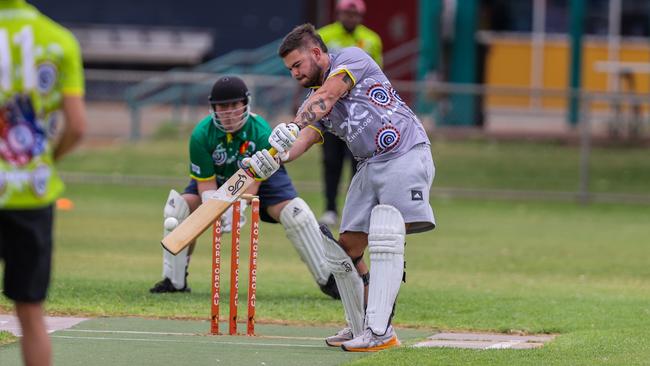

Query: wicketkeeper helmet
left=209, top=76, right=251, bottom=132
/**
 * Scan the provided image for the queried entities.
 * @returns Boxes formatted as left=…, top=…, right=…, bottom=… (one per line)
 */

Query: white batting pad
left=365, top=205, right=405, bottom=335
left=321, top=226, right=365, bottom=337
left=163, top=246, right=190, bottom=289
left=162, top=189, right=191, bottom=289
left=280, top=198, right=330, bottom=285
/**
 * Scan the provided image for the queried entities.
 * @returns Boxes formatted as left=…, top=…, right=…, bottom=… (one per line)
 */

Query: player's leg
left=380, top=143, right=436, bottom=234
left=339, top=231, right=369, bottom=291
left=150, top=187, right=197, bottom=293
left=15, top=302, right=51, bottom=366
left=0, top=206, right=54, bottom=365
left=337, top=161, right=375, bottom=299
left=258, top=166, right=338, bottom=299
left=342, top=144, right=436, bottom=352
left=323, top=163, right=375, bottom=346
left=321, top=227, right=366, bottom=346
left=341, top=205, right=404, bottom=352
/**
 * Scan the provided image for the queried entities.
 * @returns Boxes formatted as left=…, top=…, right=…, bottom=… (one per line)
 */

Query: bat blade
left=161, top=146, right=280, bottom=255
left=161, top=170, right=257, bottom=255
left=161, top=198, right=231, bottom=255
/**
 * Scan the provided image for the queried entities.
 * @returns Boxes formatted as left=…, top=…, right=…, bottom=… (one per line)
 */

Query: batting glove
left=269, top=123, right=299, bottom=154
left=241, top=149, right=280, bottom=181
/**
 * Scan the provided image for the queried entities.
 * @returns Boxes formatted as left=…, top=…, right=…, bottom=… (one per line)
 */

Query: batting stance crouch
left=243, top=24, right=435, bottom=352
left=150, top=75, right=339, bottom=299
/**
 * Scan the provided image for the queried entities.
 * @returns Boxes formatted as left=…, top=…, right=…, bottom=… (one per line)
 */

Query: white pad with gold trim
left=162, top=189, right=191, bottom=289
left=321, top=227, right=365, bottom=337
left=280, top=198, right=330, bottom=285
left=365, top=205, right=405, bottom=335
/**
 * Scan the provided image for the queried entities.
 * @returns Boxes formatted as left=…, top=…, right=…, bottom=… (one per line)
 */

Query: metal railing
left=121, top=37, right=423, bottom=139
left=83, top=69, right=650, bottom=204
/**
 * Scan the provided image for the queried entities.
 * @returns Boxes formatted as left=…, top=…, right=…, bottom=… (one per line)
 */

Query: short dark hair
left=278, top=23, right=328, bottom=58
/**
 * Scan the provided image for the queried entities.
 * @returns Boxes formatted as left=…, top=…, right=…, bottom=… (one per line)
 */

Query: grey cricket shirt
left=302, top=47, right=430, bottom=164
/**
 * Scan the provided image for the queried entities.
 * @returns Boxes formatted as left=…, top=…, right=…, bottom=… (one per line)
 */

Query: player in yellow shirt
left=316, top=0, right=383, bottom=227
left=318, top=0, right=383, bottom=67
left=0, top=1, right=87, bottom=364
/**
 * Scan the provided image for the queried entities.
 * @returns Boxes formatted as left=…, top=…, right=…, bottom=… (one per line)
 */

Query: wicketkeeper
left=243, top=24, right=436, bottom=352
left=150, top=75, right=339, bottom=299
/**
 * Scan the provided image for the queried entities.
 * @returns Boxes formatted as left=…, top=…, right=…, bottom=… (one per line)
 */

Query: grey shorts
left=340, top=143, right=436, bottom=235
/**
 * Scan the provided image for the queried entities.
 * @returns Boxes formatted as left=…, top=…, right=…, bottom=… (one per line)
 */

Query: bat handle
left=249, top=125, right=295, bottom=174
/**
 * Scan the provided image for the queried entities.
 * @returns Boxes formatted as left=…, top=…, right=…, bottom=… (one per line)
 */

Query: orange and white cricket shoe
left=341, top=326, right=401, bottom=352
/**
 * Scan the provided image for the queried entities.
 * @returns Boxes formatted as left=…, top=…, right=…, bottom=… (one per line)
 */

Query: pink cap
left=336, top=0, right=366, bottom=14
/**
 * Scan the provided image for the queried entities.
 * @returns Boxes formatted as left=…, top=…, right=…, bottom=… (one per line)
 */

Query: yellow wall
left=486, top=37, right=650, bottom=109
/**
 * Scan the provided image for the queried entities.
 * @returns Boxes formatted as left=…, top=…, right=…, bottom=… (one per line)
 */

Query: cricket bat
left=161, top=148, right=277, bottom=255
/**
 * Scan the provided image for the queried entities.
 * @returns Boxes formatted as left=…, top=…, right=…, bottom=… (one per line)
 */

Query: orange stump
left=210, top=220, right=222, bottom=335
left=210, top=197, right=260, bottom=336
left=229, top=201, right=241, bottom=335
left=246, top=198, right=260, bottom=336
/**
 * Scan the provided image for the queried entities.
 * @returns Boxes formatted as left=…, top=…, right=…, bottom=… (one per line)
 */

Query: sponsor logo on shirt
left=191, top=163, right=201, bottom=175
left=0, top=164, right=51, bottom=198
left=212, top=143, right=227, bottom=166
left=340, top=102, right=368, bottom=134
left=239, top=140, right=256, bottom=156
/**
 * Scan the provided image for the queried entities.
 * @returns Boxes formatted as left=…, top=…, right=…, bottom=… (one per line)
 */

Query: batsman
left=150, top=75, right=339, bottom=299
left=245, top=24, right=436, bottom=351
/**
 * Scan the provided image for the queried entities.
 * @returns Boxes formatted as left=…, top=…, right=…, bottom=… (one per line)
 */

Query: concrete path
left=414, top=331, right=556, bottom=350
left=0, top=314, right=88, bottom=336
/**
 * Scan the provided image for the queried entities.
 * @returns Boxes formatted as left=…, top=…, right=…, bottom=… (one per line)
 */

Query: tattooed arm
left=281, top=126, right=322, bottom=163
left=271, top=71, right=353, bottom=163
left=293, top=72, right=354, bottom=129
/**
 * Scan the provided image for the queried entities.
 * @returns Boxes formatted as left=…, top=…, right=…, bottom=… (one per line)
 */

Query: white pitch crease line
left=62, top=328, right=324, bottom=341
left=63, top=329, right=199, bottom=336
left=51, top=335, right=323, bottom=348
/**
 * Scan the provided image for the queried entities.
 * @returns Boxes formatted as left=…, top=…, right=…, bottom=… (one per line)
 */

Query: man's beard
left=300, top=61, right=323, bottom=88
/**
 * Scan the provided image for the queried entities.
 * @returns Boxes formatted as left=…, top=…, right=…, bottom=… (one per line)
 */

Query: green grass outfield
left=1, top=138, right=650, bottom=365
left=53, top=137, right=650, bottom=194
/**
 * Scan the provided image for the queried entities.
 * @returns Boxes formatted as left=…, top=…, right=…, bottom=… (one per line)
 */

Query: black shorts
left=184, top=165, right=298, bottom=223
left=0, top=206, right=53, bottom=303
